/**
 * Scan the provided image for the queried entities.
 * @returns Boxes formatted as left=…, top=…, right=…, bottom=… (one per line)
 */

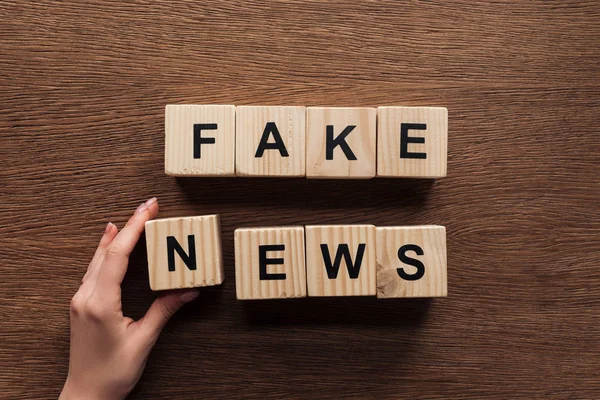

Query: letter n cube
left=145, top=215, right=224, bottom=291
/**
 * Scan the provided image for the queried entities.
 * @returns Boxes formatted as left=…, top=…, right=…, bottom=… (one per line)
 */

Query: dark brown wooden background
left=1, top=1, right=599, bottom=399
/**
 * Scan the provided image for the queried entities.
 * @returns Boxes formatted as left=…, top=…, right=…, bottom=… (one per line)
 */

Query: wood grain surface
left=1, top=1, right=599, bottom=399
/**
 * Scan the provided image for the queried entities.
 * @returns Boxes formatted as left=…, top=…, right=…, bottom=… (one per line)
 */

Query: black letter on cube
left=326, top=125, right=357, bottom=160
left=320, top=243, right=366, bottom=279
left=397, top=244, right=425, bottom=281
left=255, top=122, right=289, bottom=158
left=167, top=235, right=197, bottom=272
left=259, top=244, right=287, bottom=280
left=400, top=123, right=427, bottom=159
left=193, top=123, right=217, bottom=158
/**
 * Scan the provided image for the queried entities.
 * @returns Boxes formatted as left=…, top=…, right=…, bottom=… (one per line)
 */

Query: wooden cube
left=236, top=106, right=306, bottom=177
left=376, top=225, right=447, bottom=298
left=234, top=227, right=306, bottom=300
left=145, top=215, right=224, bottom=291
left=306, top=107, right=376, bottom=179
left=305, top=225, right=376, bottom=296
left=165, top=105, right=235, bottom=176
left=377, top=107, right=448, bottom=178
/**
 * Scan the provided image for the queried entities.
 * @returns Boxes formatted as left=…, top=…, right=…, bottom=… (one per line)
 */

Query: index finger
left=97, top=198, right=159, bottom=289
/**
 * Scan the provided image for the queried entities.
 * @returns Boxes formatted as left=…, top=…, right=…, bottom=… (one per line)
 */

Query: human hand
left=60, top=198, right=200, bottom=400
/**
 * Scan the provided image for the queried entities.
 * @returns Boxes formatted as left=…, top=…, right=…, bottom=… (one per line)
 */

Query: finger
left=82, top=222, right=118, bottom=283
left=134, top=289, right=199, bottom=341
left=96, top=198, right=159, bottom=290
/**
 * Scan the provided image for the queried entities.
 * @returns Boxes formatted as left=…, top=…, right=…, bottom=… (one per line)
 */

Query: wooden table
left=1, top=1, right=599, bottom=398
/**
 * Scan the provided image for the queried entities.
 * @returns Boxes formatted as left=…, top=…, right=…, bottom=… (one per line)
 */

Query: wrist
left=60, top=380, right=102, bottom=400
left=60, top=378, right=129, bottom=400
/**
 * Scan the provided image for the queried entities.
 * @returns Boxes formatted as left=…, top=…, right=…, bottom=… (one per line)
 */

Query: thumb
left=138, top=289, right=200, bottom=339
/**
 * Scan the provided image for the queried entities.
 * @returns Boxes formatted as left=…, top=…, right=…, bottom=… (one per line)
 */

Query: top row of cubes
left=165, top=105, right=447, bottom=179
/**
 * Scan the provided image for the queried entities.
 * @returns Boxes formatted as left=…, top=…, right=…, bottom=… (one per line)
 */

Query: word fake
left=165, top=105, right=448, bottom=179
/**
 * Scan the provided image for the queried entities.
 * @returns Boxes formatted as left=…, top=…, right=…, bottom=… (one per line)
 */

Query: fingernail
left=104, top=222, right=113, bottom=235
left=180, top=290, right=200, bottom=303
left=136, top=197, right=157, bottom=214
left=135, top=202, right=147, bottom=214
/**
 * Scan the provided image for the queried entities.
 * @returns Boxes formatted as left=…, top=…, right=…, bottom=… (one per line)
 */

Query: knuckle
left=69, top=294, right=85, bottom=315
left=124, top=217, right=137, bottom=228
left=126, top=218, right=145, bottom=234
left=83, top=297, right=108, bottom=321
left=124, top=217, right=142, bottom=233
left=104, top=244, right=125, bottom=261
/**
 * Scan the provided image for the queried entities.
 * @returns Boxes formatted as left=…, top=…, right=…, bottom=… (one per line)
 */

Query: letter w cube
left=305, top=225, right=376, bottom=296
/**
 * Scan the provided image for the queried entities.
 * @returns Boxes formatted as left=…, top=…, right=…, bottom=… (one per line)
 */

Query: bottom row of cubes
left=145, top=215, right=447, bottom=299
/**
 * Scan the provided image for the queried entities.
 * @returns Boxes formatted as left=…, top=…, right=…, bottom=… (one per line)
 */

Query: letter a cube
left=236, top=106, right=306, bottom=177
